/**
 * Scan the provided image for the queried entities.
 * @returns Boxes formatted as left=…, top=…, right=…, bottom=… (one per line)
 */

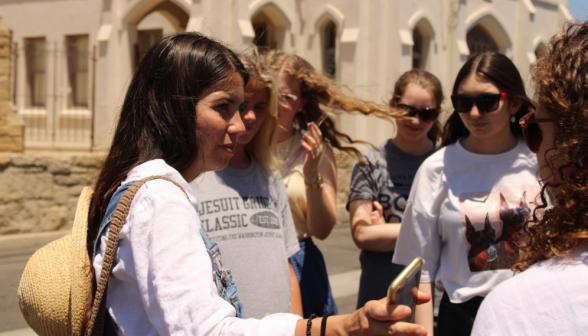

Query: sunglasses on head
left=451, top=92, right=509, bottom=114
left=395, top=103, right=439, bottom=123
left=519, top=111, right=553, bottom=153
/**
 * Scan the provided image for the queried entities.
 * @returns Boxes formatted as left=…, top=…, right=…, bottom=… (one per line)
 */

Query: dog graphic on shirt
left=462, top=190, right=532, bottom=272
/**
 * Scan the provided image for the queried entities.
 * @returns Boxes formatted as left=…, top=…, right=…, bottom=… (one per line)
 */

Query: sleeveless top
left=277, top=132, right=326, bottom=241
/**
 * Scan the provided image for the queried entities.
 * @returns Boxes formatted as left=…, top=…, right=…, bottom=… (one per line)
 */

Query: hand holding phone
left=386, top=257, right=423, bottom=323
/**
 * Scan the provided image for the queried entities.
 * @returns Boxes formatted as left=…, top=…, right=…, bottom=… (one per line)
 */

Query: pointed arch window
left=535, top=43, right=548, bottom=59
left=467, top=26, right=498, bottom=57
left=412, top=28, right=423, bottom=69
left=252, top=11, right=277, bottom=49
left=323, top=21, right=337, bottom=78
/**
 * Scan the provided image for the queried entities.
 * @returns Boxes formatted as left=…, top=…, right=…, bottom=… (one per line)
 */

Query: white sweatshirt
left=93, top=159, right=301, bottom=336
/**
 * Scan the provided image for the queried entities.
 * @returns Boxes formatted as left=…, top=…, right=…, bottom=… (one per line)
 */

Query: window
left=323, top=21, right=336, bottom=78
left=412, top=29, right=423, bottom=69
left=66, top=35, right=89, bottom=108
left=253, top=22, right=269, bottom=47
left=25, top=37, right=46, bottom=107
left=136, top=29, right=162, bottom=67
left=535, top=43, right=548, bottom=60
left=467, top=26, right=498, bottom=57
left=252, top=12, right=276, bottom=49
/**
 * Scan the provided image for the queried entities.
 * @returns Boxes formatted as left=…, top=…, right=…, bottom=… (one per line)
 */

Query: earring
left=511, top=115, right=516, bottom=123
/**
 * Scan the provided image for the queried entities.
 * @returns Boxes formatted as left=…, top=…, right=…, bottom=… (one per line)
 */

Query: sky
left=568, top=0, right=588, bottom=21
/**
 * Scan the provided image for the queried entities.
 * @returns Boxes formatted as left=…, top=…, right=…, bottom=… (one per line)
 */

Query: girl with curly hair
left=393, top=52, right=541, bottom=336
left=472, top=21, right=588, bottom=335
left=264, top=50, right=399, bottom=318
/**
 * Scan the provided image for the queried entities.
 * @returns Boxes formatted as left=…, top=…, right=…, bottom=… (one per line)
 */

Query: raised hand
left=300, top=122, right=324, bottom=184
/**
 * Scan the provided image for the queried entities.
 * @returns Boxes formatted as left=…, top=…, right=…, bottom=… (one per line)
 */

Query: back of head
left=88, top=32, right=248, bottom=264
left=392, top=69, right=444, bottom=141
left=239, top=52, right=280, bottom=173
left=441, top=52, right=534, bottom=147
left=515, top=21, right=588, bottom=272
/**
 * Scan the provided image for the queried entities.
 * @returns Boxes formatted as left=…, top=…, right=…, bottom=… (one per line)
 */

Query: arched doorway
left=129, top=1, right=189, bottom=68
left=467, top=25, right=498, bottom=57
left=251, top=4, right=290, bottom=50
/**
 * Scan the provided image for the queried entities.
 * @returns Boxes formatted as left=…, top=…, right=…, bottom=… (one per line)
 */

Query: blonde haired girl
left=265, top=50, right=401, bottom=317
left=190, top=53, right=303, bottom=318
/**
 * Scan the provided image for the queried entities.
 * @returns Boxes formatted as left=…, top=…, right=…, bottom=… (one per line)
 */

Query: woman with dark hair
left=348, top=70, right=443, bottom=309
left=472, top=21, right=588, bottom=336
left=86, top=32, right=430, bottom=336
left=264, top=50, right=400, bottom=318
left=393, top=52, right=541, bottom=336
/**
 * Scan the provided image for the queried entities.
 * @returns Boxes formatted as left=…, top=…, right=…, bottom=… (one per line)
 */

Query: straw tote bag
left=17, top=176, right=186, bottom=336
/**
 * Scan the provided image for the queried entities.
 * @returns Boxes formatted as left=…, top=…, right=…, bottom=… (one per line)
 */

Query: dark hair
left=391, top=69, right=444, bottom=142
left=87, top=32, right=248, bottom=283
left=440, top=52, right=535, bottom=147
left=514, top=22, right=588, bottom=272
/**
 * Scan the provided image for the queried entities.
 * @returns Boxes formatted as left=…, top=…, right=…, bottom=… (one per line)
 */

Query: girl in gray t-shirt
left=347, top=70, right=443, bottom=308
left=190, top=54, right=302, bottom=318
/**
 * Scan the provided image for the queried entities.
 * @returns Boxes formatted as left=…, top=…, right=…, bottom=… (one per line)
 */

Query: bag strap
left=281, top=146, right=305, bottom=175
left=85, top=176, right=189, bottom=336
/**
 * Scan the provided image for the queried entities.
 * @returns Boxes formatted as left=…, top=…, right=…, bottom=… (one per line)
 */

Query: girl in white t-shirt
left=472, top=22, right=588, bottom=336
left=393, top=52, right=540, bottom=336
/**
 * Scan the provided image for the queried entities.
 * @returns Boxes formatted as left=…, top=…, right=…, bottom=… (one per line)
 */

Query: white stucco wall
left=0, top=0, right=570, bottom=151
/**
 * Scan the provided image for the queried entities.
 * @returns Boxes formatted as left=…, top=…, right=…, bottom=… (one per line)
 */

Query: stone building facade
left=0, top=0, right=573, bottom=233
left=0, top=0, right=572, bottom=152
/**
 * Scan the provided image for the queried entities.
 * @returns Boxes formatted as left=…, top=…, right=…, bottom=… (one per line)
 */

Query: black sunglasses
left=395, top=103, right=439, bottom=122
left=519, top=111, right=553, bottom=153
left=451, top=92, right=509, bottom=114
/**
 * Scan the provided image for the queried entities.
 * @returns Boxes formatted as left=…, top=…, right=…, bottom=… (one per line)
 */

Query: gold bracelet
left=305, top=174, right=323, bottom=189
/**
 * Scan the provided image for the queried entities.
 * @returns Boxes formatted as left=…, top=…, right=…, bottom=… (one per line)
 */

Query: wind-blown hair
left=239, top=53, right=280, bottom=173
left=263, top=50, right=403, bottom=161
left=440, top=52, right=535, bottom=147
left=514, top=22, right=588, bottom=272
left=390, top=69, right=444, bottom=142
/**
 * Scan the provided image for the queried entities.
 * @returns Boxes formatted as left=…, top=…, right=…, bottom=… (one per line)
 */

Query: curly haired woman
left=264, top=50, right=400, bottom=318
left=472, top=21, right=588, bottom=335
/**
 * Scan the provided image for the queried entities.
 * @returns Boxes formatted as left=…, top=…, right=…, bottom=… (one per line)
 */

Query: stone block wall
left=0, top=154, right=102, bottom=234
left=0, top=152, right=355, bottom=234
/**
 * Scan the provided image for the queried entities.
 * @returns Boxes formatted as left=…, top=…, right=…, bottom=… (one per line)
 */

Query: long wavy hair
left=263, top=50, right=403, bottom=161
left=440, top=52, right=535, bottom=147
left=514, top=22, right=588, bottom=272
left=390, top=69, right=444, bottom=142
left=84, top=32, right=248, bottom=328
left=239, top=53, right=280, bottom=173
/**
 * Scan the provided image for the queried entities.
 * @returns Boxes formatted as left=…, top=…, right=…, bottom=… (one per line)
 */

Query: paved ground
left=0, top=223, right=362, bottom=335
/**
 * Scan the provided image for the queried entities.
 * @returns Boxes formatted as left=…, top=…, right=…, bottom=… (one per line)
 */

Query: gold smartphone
left=386, top=257, right=423, bottom=323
